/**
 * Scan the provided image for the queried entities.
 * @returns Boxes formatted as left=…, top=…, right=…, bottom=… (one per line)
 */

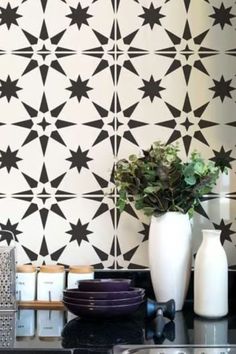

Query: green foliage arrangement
left=115, top=141, right=225, bottom=217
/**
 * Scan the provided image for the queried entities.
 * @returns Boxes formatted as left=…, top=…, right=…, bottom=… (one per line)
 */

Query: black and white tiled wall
left=0, top=0, right=236, bottom=269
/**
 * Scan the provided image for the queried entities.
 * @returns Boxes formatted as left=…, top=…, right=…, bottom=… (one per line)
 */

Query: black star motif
left=153, top=19, right=219, bottom=85
left=66, top=75, right=93, bottom=102
left=209, top=75, right=235, bottom=102
left=13, top=94, right=75, bottom=155
left=12, top=20, right=76, bottom=85
left=12, top=162, right=76, bottom=229
left=66, top=146, right=93, bottom=173
left=210, top=146, right=235, bottom=172
left=82, top=94, right=147, bottom=156
left=0, top=76, right=22, bottom=102
left=139, top=3, right=165, bottom=29
left=209, top=3, right=235, bottom=29
left=0, top=146, right=22, bottom=172
left=0, top=3, right=22, bottom=29
left=139, top=76, right=165, bottom=102
left=66, top=219, right=93, bottom=246
left=66, top=3, right=93, bottom=30
left=156, top=94, right=218, bottom=155
left=213, top=219, right=235, bottom=245
left=37, top=117, right=51, bottom=131
left=181, top=117, right=194, bottom=131
left=0, top=220, right=22, bottom=244
left=37, top=44, right=50, bottom=60
left=180, top=44, right=194, bottom=60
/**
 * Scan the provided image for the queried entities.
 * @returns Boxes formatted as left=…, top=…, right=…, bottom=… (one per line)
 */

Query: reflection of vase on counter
left=172, top=311, right=189, bottom=344
left=193, top=317, right=228, bottom=354
left=16, top=309, right=35, bottom=338
left=37, top=310, right=65, bottom=339
left=194, top=317, right=228, bottom=345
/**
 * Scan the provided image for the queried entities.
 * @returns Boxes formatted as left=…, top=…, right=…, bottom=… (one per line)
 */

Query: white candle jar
left=16, top=309, right=35, bottom=338
left=67, top=265, right=94, bottom=289
left=37, top=265, right=65, bottom=301
left=16, top=265, right=36, bottom=301
left=37, top=310, right=64, bottom=338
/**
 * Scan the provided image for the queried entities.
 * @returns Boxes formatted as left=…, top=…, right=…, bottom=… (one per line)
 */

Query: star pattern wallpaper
left=0, top=0, right=236, bottom=269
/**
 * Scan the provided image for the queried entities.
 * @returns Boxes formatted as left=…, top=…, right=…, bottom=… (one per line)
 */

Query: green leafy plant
left=115, top=141, right=226, bottom=217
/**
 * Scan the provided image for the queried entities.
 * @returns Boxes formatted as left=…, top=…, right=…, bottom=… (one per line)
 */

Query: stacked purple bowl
left=63, top=279, right=145, bottom=318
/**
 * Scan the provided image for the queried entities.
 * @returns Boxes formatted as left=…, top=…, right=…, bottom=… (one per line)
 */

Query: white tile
left=117, top=0, right=187, bottom=52
left=44, top=0, right=115, bottom=52
left=187, top=0, right=236, bottom=51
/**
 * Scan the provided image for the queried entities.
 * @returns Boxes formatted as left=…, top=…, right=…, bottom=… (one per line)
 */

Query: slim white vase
left=149, top=212, right=192, bottom=311
left=194, top=229, right=228, bottom=318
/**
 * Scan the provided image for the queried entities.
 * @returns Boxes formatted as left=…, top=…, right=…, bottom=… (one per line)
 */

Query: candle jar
left=16, top=309, right=35, bottom=338
left=67, top=265, right=94, bottom=289
left=37, top=265, right=65, bottom=301
left=16, top=265, right=36, bottom=301
left=37, top=310, right=64, bottom=339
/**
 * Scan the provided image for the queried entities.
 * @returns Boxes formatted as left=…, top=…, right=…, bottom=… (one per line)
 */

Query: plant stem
left=155, top=194, right=165, bottom=211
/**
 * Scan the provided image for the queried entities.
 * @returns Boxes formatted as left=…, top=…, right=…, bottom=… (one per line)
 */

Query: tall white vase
left=148, top=212, right=192, bottom=311
left=194, top=229, right=228, bottom=318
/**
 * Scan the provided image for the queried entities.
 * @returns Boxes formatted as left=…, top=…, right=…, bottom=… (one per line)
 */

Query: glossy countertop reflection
left=1, top=302, right=236, bottom=352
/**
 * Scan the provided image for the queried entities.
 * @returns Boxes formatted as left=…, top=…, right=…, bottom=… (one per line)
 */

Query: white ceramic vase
left=194, top=229, right=228, bottom=318
left=148, top=212, right=192, bottom=311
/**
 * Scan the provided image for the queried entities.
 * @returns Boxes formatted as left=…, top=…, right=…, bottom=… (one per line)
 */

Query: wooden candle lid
left=69, top=265, right=94, bottom=274
left=39, top=265, right=65, bottom=273
left=17, top=265, right=36, bottom=273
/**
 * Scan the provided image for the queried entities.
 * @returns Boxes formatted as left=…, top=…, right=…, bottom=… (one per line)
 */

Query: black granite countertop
left=1, top=301, right=236, bottom=353
left=0, top=270, right=236, bottom=353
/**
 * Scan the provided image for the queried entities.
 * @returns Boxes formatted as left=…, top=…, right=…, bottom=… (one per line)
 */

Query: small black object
left=146, top=298, right=175, bottom=340
left=146, top=298, right=175, bottom=320
left=146, top=317, right=175, bottom=344
left=155, top=307, right=166, bottom=337
left=154, top=321, right=175, bottom=344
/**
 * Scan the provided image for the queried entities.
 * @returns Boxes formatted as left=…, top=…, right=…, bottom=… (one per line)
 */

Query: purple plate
left=63, top=300, right=143, bottom=318
left=63, top=293, right=144, bottom=306
left=63, top=287, right=145, bottom=300
left=78, top=279, right=131, bottom=292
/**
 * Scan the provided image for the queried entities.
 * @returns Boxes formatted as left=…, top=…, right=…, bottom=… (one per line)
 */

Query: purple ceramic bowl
left=63, top=293, right=144, bottom=306
left=63, top=300, right=143, bottom=318
left=78, top=279, right=131, bottom=292
left=63, top=287, right=145, bottom=300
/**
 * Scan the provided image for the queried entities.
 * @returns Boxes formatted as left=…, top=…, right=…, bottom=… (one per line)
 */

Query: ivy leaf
left=184, top=175, right=196, bottom=185
left=144, top=186, right=161, bottom=194
left=143, top=207, right=155, bottom=216
left=116, top=189, right=127, bottom=212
